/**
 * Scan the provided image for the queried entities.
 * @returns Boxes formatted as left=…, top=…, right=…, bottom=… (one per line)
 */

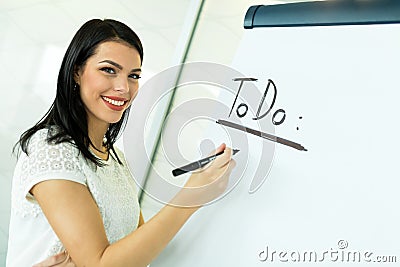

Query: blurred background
left=0, top=0, right=312, bottom=265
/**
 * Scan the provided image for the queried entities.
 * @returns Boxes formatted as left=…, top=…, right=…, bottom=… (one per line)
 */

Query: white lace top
left=6, top=128, right=140, bottom=267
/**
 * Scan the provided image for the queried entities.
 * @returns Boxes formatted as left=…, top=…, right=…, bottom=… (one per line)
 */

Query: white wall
left=0, top=0, right=197, bottom=264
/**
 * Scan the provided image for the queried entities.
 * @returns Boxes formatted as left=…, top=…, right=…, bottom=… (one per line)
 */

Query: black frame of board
left=244, top=0, right=400, bottom=29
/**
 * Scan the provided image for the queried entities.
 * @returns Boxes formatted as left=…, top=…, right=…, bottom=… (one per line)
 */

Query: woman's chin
left=109, top=117, right=124, bottom=124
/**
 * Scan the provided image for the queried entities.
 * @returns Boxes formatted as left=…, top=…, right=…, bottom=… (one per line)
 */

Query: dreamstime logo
left=258, top=240, right=397, bottom=263
left=123, top=62, right=294, bottom=207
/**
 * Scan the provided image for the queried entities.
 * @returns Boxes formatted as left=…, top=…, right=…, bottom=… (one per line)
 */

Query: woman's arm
left=34, top=210, right=143, bottom=267
left=31, top=145, right=234, bottom=267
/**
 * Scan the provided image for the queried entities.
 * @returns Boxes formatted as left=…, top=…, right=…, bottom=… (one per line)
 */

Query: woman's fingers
left=175, top=143, right=237, bottom=207
left=33, top=252, right=65, bottom=266
left=210, top=146, right=233, bottom=168
left=32, top=250, right=73, bottom=267
left=207, top=143, right=226, bottom=156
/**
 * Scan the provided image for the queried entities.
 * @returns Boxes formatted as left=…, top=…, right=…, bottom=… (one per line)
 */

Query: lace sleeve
left=19, top=129, right=87, bottom=202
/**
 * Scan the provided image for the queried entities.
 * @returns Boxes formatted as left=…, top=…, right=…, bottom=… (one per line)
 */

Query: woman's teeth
left=102, top=96, right=125, bottom=106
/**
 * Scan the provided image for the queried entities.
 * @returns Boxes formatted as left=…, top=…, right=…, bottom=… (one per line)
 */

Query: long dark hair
left=14, top=19, right=143, bottom=166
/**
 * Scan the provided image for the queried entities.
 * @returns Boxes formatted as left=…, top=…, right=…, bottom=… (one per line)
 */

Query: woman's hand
left=172, top=143, right=236, bottom=207
left=33, top=250, right=75, bottom=267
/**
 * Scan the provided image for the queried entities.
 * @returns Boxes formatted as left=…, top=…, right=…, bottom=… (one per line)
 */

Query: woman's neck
left=88, top=120, right=110, bottom=160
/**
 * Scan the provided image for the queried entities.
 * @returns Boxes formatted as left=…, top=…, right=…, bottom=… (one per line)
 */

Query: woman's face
left=75, top=40, right=142, bottom=128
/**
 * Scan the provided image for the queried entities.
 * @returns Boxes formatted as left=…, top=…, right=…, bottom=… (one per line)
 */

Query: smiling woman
left=6, top=18, right=236, bottom=267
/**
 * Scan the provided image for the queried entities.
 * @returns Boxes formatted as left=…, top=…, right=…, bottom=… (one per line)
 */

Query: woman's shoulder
left=13, top=127, right=87, bottom=213
left=19, top=126, right=84, bottom=177
left=27, top=126, right=79, bottom=156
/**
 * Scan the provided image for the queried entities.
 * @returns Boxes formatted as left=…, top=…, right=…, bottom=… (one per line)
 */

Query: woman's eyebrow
left=99, top=59, right=141, bottom=72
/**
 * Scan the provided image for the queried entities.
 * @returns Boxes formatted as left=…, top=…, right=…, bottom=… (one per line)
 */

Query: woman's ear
left=73, top=66, right=81, bottom=84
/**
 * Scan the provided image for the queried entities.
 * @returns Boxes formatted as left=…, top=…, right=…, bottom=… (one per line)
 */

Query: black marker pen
left=172, top=149, right=240, bottom=177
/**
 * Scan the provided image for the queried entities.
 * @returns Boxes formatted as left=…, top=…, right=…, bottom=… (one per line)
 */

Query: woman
left=6, top=19, right=235, bottom=267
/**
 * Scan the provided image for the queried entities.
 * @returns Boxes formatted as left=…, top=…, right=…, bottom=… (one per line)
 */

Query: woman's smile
left=101, top=95, right=129, bottom=111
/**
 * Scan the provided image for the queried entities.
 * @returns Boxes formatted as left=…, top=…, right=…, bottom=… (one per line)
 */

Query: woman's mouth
left=101, top=96, right=128, bottom=111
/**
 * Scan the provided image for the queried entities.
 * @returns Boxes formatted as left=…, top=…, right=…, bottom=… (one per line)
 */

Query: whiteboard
left=148, top=22, right=400, bottom=267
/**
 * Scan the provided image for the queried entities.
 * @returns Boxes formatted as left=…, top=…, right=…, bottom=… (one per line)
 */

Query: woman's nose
left=113, top=77, right=129, bottom=93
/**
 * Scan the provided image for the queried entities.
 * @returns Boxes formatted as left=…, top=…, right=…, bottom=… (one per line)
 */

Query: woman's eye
left=100, top=67, right=115, bottom=74
left=129, top=73, right=141, bottom=80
